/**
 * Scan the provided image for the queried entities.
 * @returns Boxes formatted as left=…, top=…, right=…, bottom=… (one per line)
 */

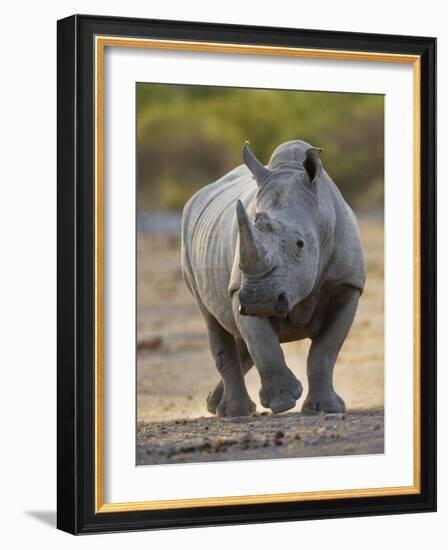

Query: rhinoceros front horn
left=243, top=142, right=271, bottom=185
left=236, top=200, right=271, bottom=275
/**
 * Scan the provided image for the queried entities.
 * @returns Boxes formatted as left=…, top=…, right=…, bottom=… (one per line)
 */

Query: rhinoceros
left=181, top=140, right=365, bottom=417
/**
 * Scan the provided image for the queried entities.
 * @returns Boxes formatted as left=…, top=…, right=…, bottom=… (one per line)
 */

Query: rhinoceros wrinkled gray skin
left=181, top=140, right=366, bottom=417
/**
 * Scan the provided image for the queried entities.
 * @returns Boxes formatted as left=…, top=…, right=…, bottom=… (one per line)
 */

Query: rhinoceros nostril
left=276, top=293, right=289, bottom=313
left=239, top=304, right=248, bottom=316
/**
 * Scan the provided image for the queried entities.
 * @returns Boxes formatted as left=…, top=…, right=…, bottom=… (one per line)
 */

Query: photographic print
left=136, top=84, right=385, bottom=466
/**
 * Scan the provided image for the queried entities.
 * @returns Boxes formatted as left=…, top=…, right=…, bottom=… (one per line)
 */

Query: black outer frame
left=57, top=14, right=436, bottom=535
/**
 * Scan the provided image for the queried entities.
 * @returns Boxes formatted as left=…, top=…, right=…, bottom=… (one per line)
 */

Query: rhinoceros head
left=237, top=142, right=324, bottom=318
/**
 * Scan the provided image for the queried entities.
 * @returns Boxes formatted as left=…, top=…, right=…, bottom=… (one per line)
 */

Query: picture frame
left=57, top=14, right=436, bottom=534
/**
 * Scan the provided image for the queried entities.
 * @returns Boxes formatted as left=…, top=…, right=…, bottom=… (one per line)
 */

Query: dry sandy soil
left=136, top=218, right=384, bottom=465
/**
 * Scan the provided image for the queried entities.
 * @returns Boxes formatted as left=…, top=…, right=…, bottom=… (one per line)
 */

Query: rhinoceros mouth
left=238, top=290, right=290, bottom=318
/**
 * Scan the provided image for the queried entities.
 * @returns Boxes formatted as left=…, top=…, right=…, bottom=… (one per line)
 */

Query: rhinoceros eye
left=296, top=239, right=304, bottom=249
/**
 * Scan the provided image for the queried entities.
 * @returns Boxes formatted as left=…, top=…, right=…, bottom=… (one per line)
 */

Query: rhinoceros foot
left=301, top=390, right=346, bottom=415
left=207, top=384, right=256, bottom=417
left=259, top=369, right=303, bottom=414
left=216, top=393, right=256, bottom=418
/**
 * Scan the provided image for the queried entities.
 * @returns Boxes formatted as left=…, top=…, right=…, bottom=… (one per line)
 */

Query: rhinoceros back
left=181, top=165, right=256, bottom=326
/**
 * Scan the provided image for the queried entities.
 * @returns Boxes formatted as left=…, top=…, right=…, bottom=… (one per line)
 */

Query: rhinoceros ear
left=304, top=147, right=323, bottom=184
left=243, top=142, right=271, bottom=185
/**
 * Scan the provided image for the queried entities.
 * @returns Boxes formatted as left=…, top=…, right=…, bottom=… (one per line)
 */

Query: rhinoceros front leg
left=234, top=297, right=303, bottom=413
left=302, top=287, right=360, bottom=414
left=202, top=308, right=256, bottom=417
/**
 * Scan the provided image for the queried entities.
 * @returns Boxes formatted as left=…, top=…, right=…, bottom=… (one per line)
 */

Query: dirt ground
left=136, top=218, right=384, bottom=465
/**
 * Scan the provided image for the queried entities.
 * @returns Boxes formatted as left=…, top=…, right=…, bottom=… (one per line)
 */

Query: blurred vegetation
left=137, top=84, right=383, bottom=211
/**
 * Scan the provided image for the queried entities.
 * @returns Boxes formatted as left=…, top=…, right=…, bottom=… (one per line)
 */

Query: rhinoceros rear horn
left=304, top=147, right=323, bottom=184
left=243, top=142, right=271, bottom=185
left=236, top=200, right=271, bottom=274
